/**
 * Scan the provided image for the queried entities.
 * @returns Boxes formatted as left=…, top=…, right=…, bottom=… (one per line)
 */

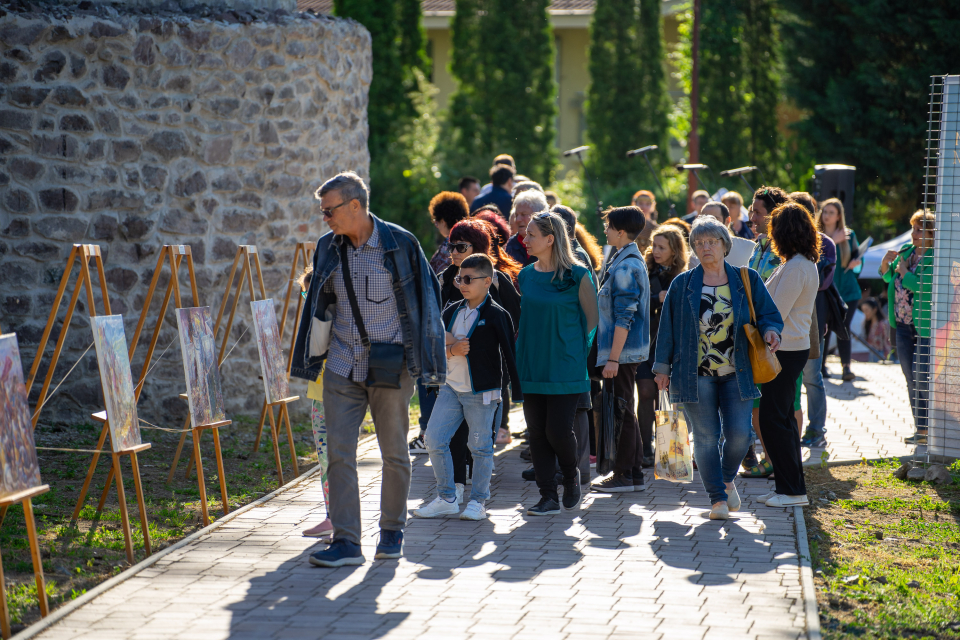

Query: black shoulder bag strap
left=337, top=239, right=404, bottom=388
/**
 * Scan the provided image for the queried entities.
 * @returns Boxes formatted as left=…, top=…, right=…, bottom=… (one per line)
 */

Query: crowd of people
left=288, top=156, right=934, bottom=567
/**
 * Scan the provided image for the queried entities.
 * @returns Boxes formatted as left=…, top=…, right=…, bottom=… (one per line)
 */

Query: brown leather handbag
left=739, top=267, right=782, bottom=384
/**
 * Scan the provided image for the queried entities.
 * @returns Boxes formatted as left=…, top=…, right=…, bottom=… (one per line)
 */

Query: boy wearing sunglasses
left=413, top=254, right=523, bottom=520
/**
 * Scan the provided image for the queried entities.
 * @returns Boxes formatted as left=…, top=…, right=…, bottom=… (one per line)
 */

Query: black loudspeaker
left=812, top=164, right=856, bottom=222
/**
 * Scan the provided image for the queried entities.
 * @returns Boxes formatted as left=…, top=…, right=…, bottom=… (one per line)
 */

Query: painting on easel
left=251, top=300, right=289, bottom=404
left=175, top=307, right=226, bottom=427
left=0, top=334, right=42, bottom=500
left=91, top=316, right=141, bottom=452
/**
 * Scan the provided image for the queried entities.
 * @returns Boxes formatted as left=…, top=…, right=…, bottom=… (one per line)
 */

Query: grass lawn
left=804, top=459, right=960, bottom=639
left=1, top=398, right=421, bottom=634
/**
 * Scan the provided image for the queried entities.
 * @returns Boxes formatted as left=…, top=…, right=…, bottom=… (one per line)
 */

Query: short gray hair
left=315, top=171, right=369, bottom=210
left=689, top=215, right=733, bottom=257
left=512, top=180, right=544, bottom=197
left=511, top=189, right=549, bottom=217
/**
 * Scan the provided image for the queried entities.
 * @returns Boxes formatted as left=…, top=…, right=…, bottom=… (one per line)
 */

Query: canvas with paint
left=0, top=333, right=42, bottom=499
left=176, top=307, right=226, bottom=427
left=250, top=299, right=289, bottom=404
left=91, top=316, right=141, bottom=452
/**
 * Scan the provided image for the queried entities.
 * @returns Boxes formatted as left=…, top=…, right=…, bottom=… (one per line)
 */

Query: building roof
left=298, top=0, right=596, bottom=15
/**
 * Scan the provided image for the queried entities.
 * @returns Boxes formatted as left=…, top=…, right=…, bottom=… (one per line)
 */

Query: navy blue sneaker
left=308, top=539, right=363, bottom=568
left=375, top=529, right=403, bottom=559
left=800, top=431, right=826, bottom=448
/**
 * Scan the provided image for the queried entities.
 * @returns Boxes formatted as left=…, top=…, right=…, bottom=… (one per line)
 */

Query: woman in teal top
left=516, top=212, right=598, bottom=516
left=818, top=198, right=863, bottom=381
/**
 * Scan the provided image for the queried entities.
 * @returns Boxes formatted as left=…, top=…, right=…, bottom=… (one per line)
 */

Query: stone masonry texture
left=0, top=1, right=370, bottom=427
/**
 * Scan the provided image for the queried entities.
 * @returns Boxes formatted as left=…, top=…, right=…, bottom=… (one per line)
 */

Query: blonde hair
left=644, top=226, right=689, bottom=279
left=910, top=208, right=935, bottom=231
left=575, top=222, right=604, bottom=270
left=817, top=198, right=850, bottom=266
left=528, top=212, right=584, bottom=281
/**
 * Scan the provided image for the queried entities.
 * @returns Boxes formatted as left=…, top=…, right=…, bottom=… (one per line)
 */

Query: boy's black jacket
left=442, top=294, right=523, bottom=402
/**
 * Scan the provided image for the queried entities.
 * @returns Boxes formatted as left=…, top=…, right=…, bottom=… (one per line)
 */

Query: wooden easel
left=72, top=246, right=199, bottom=530
left=26, top=244, right=111, bottom=428
left=170, top=394, right=231, bottom=526
left=252, top=242, right=314, bottom=455
left=0, top=485, right=49, bottom=639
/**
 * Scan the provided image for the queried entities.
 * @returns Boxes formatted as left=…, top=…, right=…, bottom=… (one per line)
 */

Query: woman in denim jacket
left=653, top=217, right=783, bottom=520
left=591, top=207, right=651, bottom=493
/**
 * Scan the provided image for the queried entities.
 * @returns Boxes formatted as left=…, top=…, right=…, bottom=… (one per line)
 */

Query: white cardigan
left=764, top=254, right=819, bottom=351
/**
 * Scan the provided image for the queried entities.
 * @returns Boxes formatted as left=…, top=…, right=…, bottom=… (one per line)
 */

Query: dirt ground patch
left=1, top=401, right=418, bottom=634
left=804, top=459, right=960, bottom=639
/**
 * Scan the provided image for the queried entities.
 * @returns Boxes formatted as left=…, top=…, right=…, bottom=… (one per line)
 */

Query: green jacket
left=835, top=230, right=863, bottom=303
left=881, top=243, right=933, bottom=338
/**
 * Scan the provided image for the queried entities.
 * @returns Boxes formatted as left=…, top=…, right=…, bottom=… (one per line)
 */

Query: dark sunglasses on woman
left=452, top=242, right=472, bottom=254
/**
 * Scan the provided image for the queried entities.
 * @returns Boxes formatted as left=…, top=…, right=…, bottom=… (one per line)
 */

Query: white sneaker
left=413, top=496, right=459, bottom=518
left=460, top=500, right=487, bottom=521
left=726, top=482, right=741, bottom=512
left=455, top=483, right=464, bottom=505
left=757, top=491, right=776, bottom=503
left=764, top=494, right=809, bottom=507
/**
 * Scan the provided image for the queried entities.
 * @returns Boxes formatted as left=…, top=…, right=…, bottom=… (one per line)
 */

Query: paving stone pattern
left=804, top=361, right=916, bottom=464
left=34, top=406, right=805, bottom=640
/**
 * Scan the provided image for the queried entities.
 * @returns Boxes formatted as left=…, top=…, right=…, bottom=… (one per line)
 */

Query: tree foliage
left=779, top=0, right=960, bottom=221
left=334, top=0, right=435, bottom=243
left=584, top=0, right=671, bottom=188
left=442, top=0, right=558, bottom=185
left=699, top=0, right=781, bottom=189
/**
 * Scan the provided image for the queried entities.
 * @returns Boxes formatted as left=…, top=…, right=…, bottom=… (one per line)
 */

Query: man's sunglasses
left=321, top=199, right=353, bottom=219
left=454, top=274, right=490, bottom=286
left=451, top=242, right=472, bottom=253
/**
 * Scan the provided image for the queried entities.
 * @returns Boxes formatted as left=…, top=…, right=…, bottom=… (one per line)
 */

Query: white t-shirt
left=446, top=303, right=501, bottom=404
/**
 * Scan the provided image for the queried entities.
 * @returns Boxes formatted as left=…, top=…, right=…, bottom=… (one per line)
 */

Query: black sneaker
left=591, top=473, right=636, bottom=493
left=527, top=497, right=561, bottom=516
left=800, top=431, right=826, bottom=448
left=842, top=366, right=855, bottom=382
left=521, top=467, right=536, bottom=481
left=409, top=433, right=428, bottom=455
left=641, top=456, right=655, bottom=469
left=562, top=470, right=582, bottom=509
left=631, top=467, right=646, bottom=491
left=519, top=447, right=532, bottom=461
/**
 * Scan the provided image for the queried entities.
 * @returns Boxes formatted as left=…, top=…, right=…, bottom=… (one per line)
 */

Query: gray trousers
left=322, top=368, right=415, bottom=545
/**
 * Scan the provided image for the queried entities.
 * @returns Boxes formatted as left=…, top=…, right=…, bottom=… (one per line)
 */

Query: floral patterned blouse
left=894, top=251, right=920, bottom=326
left=698, top=284, right=736, bottom=376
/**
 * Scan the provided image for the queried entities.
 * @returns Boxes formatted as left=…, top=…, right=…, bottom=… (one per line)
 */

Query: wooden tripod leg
left=129, top=452, right=151, bottom=557
left=252, top=400, right=268, bottom=453
left=0, top=550, right=9, bottom=640
left=112, top=454, right=134, bottom=565
left=184, top=429, right=197, bottom=480
left=167, top=414, right=191, bottom=483
left=0, top=506, right=7, bottom=528
left=95, top=465, right=114, bottom=518
left=281, top=404, right=300, bottom=477
left=192, top=429, right=210, bottom=526
left=211, top=428, right=230, bottom=517
left=22, top=499, right=48, bottom=617
left=266, top=406, right=285, bottom=485
left=71, top=422, right=110, bottom=523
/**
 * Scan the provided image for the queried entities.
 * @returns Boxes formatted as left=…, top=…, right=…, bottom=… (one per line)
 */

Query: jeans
left=896, top=324, right=929, bottom=431
left=758, top=349, right=810, bottom=496
left=802, top=338, right=827, bottom=435
left=524, top=393, right=581, bottom=502
left=323, top=368, right=415, bottom=545
left=425, top=385, right=501, bottom=503
left=681, top=374, right=754, bottom=504
left=417, top=380, right=439, bottom=431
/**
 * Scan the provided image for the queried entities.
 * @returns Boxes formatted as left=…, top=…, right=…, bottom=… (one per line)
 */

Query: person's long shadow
left=226, top=554, right=408, bottom=639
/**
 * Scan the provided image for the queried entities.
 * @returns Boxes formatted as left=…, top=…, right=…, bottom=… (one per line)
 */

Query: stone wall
left=0, top=3, right=370, bottom=426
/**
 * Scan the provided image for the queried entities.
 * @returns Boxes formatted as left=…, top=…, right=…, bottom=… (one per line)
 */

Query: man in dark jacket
left=470, top=164, right=515, bottom=218
left=291, top=171, right=445, bottom=568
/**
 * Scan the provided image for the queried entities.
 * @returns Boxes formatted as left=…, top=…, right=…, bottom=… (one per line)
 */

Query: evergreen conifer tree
left=585, top=0, right=671, bottom=187
left=443, top=0, right=557, bottom=185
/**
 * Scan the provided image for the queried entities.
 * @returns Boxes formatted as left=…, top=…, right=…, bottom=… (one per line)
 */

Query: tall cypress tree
left=585, top=0, right=671, bottom=187
left=443, top=0, right=557, bottom=185
left=334, top=0, right=433, bottom=240
left=698, top=0, right=780, bottom=185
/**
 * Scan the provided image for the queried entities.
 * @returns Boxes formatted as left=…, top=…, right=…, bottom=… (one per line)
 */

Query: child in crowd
left=414, top=254, right=523, bottom=521
left=296, top=265, right=333, bottom=541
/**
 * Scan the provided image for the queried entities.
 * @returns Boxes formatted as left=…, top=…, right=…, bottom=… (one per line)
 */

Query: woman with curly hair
left=575, top=223, right=604, bottom=272
left=758, top=201, right=821, bottom=508
left=429, top=191, right=470, bottom=273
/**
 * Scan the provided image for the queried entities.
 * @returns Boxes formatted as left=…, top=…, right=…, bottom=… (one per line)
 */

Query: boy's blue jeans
left=682, top=374, right=754, bottom=504
left=425, top=385, right=502, bottom=503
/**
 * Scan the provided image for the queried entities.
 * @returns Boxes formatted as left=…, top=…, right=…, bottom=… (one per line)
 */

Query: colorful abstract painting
left=91, top=316, right=141, bottom=452
left=176, top=307, right=226, bottom=427
left=0, top=333, right=42, bottom=499
left=250, top=299, right=289, bottom=404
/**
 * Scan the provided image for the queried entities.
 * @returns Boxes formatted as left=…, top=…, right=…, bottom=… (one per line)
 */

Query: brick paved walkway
left=805, top=361, right=917, bottom=464
left=32, top=405, right=807, bottom=640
